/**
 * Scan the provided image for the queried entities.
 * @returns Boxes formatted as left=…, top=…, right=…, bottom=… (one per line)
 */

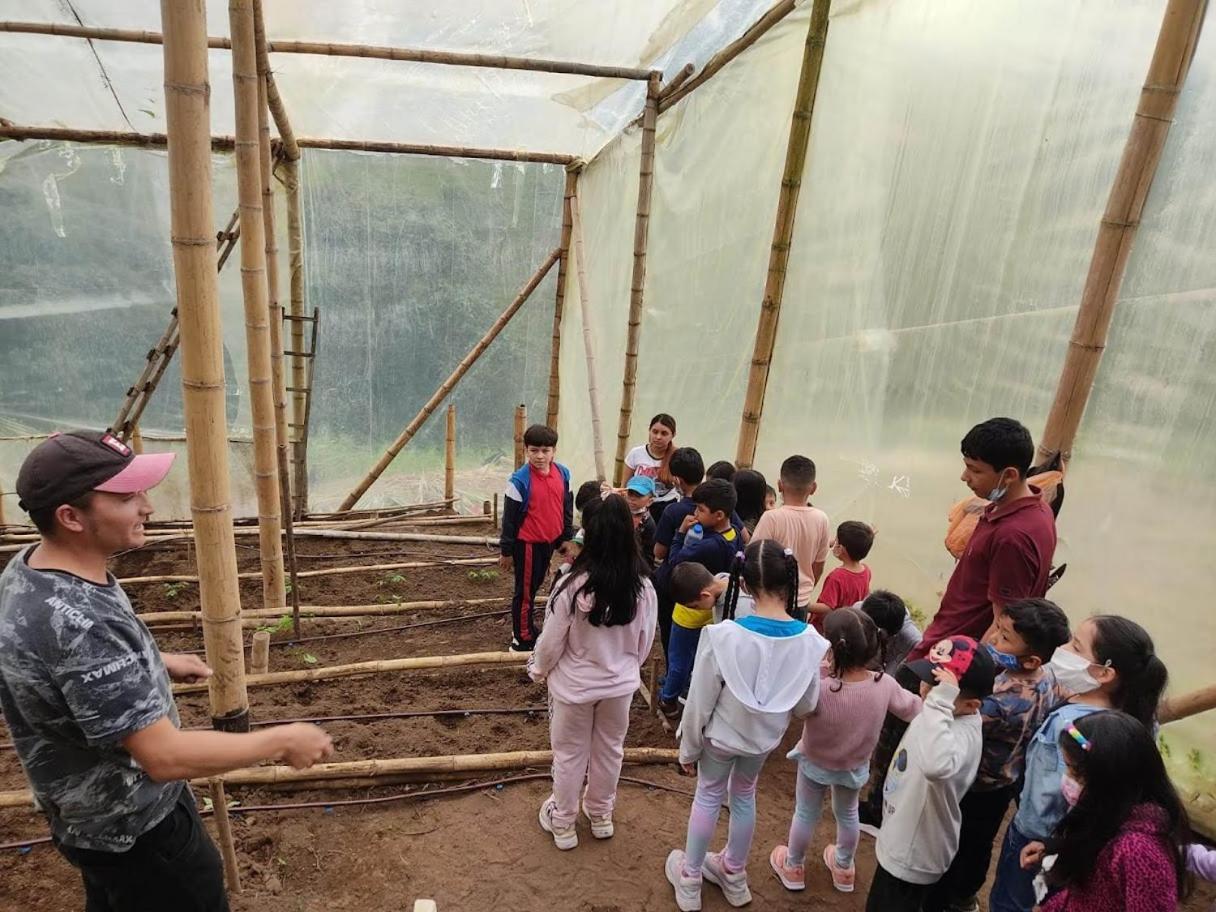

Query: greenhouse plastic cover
left=1, top=0, right=1215, bottom=825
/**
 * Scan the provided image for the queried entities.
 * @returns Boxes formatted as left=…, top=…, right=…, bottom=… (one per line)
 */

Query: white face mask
left=1048, top=646, right=1101, bottom=696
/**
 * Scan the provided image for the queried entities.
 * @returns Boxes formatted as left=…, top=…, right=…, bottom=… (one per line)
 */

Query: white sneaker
left=858, top=822, right=881, bottom=839
left=582, top=803, right=614, bottom=839
left=665, top=849, right=702, bottom=912
left=702, top=851, right=752, bottom=907
left=538, top=797, right=577, bottom=850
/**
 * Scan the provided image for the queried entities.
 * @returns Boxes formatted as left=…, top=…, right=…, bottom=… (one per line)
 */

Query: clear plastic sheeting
left=0, top=0, right=776, bottom=159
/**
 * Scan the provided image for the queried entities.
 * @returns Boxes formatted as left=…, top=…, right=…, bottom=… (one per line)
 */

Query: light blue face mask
left=985, top=642, right=1023, bottom=672
left=986, top=476, right=1010, bottom=503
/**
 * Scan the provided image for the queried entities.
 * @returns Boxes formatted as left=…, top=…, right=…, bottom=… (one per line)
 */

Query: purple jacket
left=1042, top=805, right=1178, bottom=912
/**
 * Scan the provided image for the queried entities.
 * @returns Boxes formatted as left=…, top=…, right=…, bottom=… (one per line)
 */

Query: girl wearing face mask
left=1019, top=711, right=1191, bottom=911
left=988, top=616, right=1169, bottom=912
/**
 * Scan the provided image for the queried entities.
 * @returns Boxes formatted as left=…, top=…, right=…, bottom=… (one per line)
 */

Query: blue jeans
left=660, top=622, right=702, bottom=703
left=988, top=820, right=1038, bottom=912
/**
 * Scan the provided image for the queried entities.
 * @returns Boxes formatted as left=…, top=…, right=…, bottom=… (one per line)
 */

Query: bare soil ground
left=2, top=519, right=1213, bottom=911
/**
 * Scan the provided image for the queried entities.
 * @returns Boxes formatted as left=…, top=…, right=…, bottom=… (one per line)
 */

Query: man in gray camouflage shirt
left=0, top=431, right=334, bottom=910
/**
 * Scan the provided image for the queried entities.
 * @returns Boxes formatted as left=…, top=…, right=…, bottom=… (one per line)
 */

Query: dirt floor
left=2, top=517, right=1214, bottom=911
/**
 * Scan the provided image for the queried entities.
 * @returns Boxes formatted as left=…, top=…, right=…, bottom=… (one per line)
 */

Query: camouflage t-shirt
left=974, top=665, right=1065, bottom=791
left=0, top=547, right=182, bottom=851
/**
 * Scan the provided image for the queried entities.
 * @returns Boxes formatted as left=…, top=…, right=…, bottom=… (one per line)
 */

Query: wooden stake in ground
left=229, top=0, right=286, bottom=612
left=613, top=73, right=661, bottom=485
left=250, top=630, right=270, bottom=675
left=1038, top=0, right=1208, bottom=469
left=445, top=404, right=457, bottom=506
left=571, top=188, right=608, bottom=481
left=546, top=169, right=578, bottom=428
left=339, top=248, right=562, bottom=510
left=160, top=0, right=249, bottom=730
left=513, top=403, right=527, bottom=467
left=735, top=0, right=832, bottom=468
left=208, top=779, right=242, bottom=894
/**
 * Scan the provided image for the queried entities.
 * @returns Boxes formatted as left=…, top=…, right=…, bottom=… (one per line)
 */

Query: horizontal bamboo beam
left=0, top=20, right=656, bottom=81
left=0, top=749, right=678, bottom=809
left=117, top=556, right=496, bottom=585
left=1158, top=683, right=1216, bottom=725
left=0, top=125, right=575, bottom=165
left=140, top=596, right=520, bottom=626
left=172, top=649, right=527, bottom=694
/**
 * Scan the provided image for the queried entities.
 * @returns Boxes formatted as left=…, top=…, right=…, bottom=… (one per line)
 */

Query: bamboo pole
left=118, top=556, right=496, bottom=585
left=0, top=21, right=656, bottom=81
left=208, top=779, right=242, bottom=894
left=0, top=124, right=576, bottom=165
left=130, top=425, right=144, bottom=454
left=571, top=188, right=608, bottom=481
left=229, top=0, right=286, bottom=612
left=141, top=596, right=527, bottom=627
left=250, top=630, right=270, bottom=675
left=546, top=169, right=578, bottom=428
left=173, top=650, right=528, bottom=694
left=613, top=73, right=661, bottom=486
left=658, top=63, right=696, bottom=99
left=281, top=158, right=308, bottom=517
left=735, top=0, right=832, bottom=468
left=1158, top=683, right=1216, bottom=725
left=292, top=528, right=499, bottom=546
left=1037, top=0, right=1208, bottom=469
left=160, top=0, right=249, bottom=731
left=339, top=248, right=562, bottom=511
left=513, top=404, right=527, bottom=467
left=444, top=404, right=457, bottom=506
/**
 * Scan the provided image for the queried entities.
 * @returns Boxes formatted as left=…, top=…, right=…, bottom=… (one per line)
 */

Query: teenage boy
left=811, top=520, right=875, bottom=627
left=0, top=431, right=333, bottom=911
left=751, top=455, right=830, bottom=619
left=866, top=637, right=996, bottom=912
left=657, top=480, right=741, bottom=720
left=922, top=599, right=1070, bottom=912
left=500, top=424, right=574, bottom=651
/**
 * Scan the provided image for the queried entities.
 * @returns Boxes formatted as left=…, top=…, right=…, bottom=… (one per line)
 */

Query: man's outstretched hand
left=161, top=652, right=213, bottom=684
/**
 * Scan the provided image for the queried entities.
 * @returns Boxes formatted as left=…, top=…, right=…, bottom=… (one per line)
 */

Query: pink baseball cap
left=16, top=430, right=175, bottom=513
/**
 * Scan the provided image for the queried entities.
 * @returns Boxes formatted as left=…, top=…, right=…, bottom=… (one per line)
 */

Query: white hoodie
left=676, top=619, right=828, bottom=765
left=875, top=681, right=983, bottom=885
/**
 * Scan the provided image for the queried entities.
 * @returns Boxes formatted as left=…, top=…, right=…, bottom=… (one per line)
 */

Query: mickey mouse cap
left=907, top=635, right=996, bottom=697
left=16, top=431, right=176, bottom=514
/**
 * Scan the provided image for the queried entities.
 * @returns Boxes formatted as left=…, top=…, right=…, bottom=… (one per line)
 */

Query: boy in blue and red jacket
left=499, top=424, right=573, bottom=652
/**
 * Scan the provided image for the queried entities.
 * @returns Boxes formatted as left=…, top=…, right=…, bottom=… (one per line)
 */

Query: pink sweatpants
left=548, top=694, right=634, bottom=829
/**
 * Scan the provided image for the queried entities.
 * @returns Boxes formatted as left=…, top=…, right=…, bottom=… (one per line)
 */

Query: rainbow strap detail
left=1065, top=723, right=1092, bottom=751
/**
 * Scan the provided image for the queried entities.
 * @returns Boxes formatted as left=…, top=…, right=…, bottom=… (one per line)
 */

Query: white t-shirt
left=624, top=444, right=678, bottom=502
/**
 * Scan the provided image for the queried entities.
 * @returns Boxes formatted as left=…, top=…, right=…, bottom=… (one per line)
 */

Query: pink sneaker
left=769, top=845, right=805, bottom=891
left=822, top=844, right=855, bottom=893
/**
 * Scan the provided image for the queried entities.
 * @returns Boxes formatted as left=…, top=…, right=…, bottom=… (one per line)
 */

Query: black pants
left=866, top=863, right=934, bottom=912
left=860, top=663, right=922, bottom=823
left=511, top=539, right=553, bottom=647
left=656, top=588, right=675, bottom=662
left=922, top=784, right=1017, bottom=912
left=56, top=788, right=228, bottom=912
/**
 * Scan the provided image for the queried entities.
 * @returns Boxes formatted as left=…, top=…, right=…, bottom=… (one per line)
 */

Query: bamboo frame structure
left=160, top=0, right=249, bottom=731
left=735, top=0, right=832, bottom=468
left=513, top=403, right=527, bottom=467
left=1037, top=0, right=1208, bottom=469
left=0, top=125, right=576, bottom=165
left=545, top=169, right=578, bottom=428
left=117, top=556, right=496, bottom=585
left=571, top=188, right=608, bottom=481
left=173, top=649, right=528, bottom=694
left=338, top=248, right=562, bottom=511
left=208, top=779, right=242, bottom=894
left=613, top=73, right=661, bottom=485
left=444, top=404, right=457, bottom=505
left=0, top=21, right=656, bottom=82
left=229, top=0, right=286, bottom=612
left=141, top=597, right=522, bottom=627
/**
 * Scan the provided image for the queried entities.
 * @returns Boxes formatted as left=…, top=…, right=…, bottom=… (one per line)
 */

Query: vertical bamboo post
left=337, top=249, right=561, bottom=511
left=444, top=403, right=457, bottom=508
left=0, top=478, right=7, bottom=529
left=546, top=168, right=578, bottom=428
left=250, top=629, right=270, bottom=675
left=130, top=424, right=144, bottom=455
left=493, top=493, right=499, bottom=529
left=208, top=779, right=242, bottom=894
left=735, top=0, right=832, bottom=469
left=229, top=0, right=285, bottom=612
left=613, top=73, right=661, bottom=485
left=571, top=188, right=608, bottom=481
left=160, top=0, right=249, bottom=730
left=514, top=404, right=527, bottom=467
left=253, top=0, right=302, bottom=635
left=284, top=159, right=309, bottom=517
left=1038, top=0, right=1208, bottom=469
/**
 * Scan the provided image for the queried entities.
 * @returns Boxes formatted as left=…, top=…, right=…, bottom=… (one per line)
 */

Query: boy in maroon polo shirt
left=499, top=424, right=574, bottom=652
left=859, top=417, right=1056, bottom=831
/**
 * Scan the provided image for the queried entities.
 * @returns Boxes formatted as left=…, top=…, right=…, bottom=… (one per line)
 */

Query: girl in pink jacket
left=1021, top=710, right=1191, bottom=912
left=528, top=493, right=657, bottom=850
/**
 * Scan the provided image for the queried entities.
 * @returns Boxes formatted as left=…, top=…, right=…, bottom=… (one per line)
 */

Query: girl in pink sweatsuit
left=528, top=493, right=657, bottom=850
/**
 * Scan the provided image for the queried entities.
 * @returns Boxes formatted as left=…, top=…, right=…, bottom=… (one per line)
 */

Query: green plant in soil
left=256, top=614, right=295, bottom=635
left=162, top=581, right=190, bottom=600
left=467, top=568, right=500, bottom=583
left=380, top=572, right=407, bottom=587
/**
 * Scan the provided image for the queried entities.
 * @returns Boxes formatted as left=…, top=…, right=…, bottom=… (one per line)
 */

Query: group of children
left=501, top=415, right=1201, bottom=912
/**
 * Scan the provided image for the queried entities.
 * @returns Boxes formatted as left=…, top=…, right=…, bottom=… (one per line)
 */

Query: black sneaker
left=508, top=639, right=534, bottom=653
left=658, top=697, right=683, bottom=725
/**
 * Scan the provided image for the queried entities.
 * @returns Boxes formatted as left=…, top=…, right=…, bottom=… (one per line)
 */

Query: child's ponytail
left=782, top=548, right=799, bottom=618
left=723, top=550, right=745, bottom=621
left=1091, top=615, right=1169, bottom=728
left=823, top=607, right=882, bottom=691
left=735, top=540, right=798, bottom=618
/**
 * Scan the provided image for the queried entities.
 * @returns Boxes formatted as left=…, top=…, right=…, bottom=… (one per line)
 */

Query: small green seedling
left=162, top=581, right=189, bottom=601
left=467, top=568, right=500, bottom=583
left=202, top=796, right=240, bottom=812
left=1188, top=748, right=1204, bottom=773
left=255, top=614, right=295, bottom=635
left=301, top=652, right=319, bottom=665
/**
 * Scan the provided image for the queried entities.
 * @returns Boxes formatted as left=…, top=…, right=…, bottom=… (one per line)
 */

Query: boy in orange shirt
left=751, top=455, right=829, bottom=620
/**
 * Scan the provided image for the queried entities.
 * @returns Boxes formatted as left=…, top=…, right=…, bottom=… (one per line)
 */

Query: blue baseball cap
left=625, top=475, right=656, bottom=497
